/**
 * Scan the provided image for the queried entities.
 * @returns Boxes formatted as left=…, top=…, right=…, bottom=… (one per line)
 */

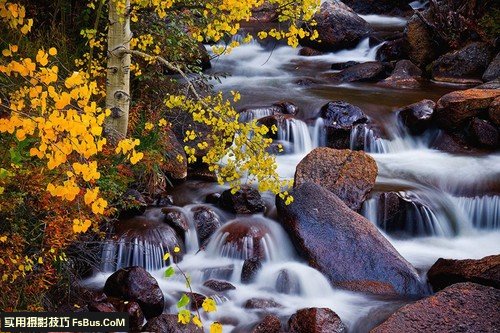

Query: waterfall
left=278, top=118, right=313, bottom=154
left=453, top=196, right=500, bottom=229
left=310, top=118, right=326, bottom=148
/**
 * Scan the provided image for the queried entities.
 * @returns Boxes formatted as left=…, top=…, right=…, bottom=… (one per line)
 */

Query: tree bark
left=105, top=0, right=132, bottom=140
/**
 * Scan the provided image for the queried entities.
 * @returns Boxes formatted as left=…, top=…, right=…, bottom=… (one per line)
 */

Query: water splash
left=278, top=118, right=313, bottom=154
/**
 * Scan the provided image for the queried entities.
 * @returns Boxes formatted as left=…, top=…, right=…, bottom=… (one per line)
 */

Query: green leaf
left=164, top=266, right=175, bottom=278
left=177, top=293, right=190, bottom=308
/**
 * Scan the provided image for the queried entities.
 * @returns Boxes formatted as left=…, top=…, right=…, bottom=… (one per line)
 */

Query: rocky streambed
left=78, top=1, right=499, bottom=332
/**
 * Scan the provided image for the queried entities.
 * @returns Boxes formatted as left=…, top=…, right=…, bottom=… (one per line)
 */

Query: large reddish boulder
left=299, top=0, right=372, bottom=52
left=427, top=255, right=500, bottom=291
left=104, top=266, right=164, bottom=319
left=294, top=148, right=377, bottom=211
left=434, top=88, right=500, bottom=129
left=288, top=308, right=346, bottom=333
left=371, top=283, right=500, bottom=333
left=276, top=182, right=428, bottom=297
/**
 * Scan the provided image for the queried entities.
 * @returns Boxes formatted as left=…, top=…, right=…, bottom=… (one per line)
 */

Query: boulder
left=219, top=185, right=266, bottom=214
left=476, top=78, right=500, bottom=90
left=276, top=182, right=428, bottom=296
left=203, top=279, right=236, bottom=292
left=331, top=61, right=359, bottom=70
left=119, top=189, right=147, bottom=219
left=141, top=314, right=202, bottom=332
left=217, top=218, right=271, bottom=260
left=371, top=283, right=500, bottom=333
left=288, top=308, right=346, bottom=333
left=342, top=0, right=413, bottom=16
left=161, top=207, right=189, bottom=236
left=87, top=302, right=116, bottom=313
left=299, top=47, right=324, bottom=57
left=406, top=12, right=439, bottom=67
left=104, top=266, right=164, bottom=319
left=240, top=102, right=298, bottom=122
left=427, top=255, right=500, bottom=291
left=467, top=117, right=499, bottom=148
left=272, top=101, right=298, bottom=115
left=483, top=52, right=500, bottom=82
left=490, top=97, right=500, bottom=126
left=244, top=298, right=282, bottom=309
left=319, top=101, right=368, bottom=149
left=434, top=88, right=500, bottom=129
left=191, top=205, right=222, bottom=246
left=431, top=42, right=493, bottom=84
left=299, top=0, right=372, bottom=52
left=294, top=148, right=377, bottom=211
left=379, top=60, right=422, bottom=89
left=108, top=298, right=144, bottom=332
left=257, top=114, right=295, bottom=140
left=376, top=38, right=409, bottom=63
left=241, top=257, right=263, bottom=283
left=326, top=61, right=391, bottom=83
left=396, top=99, right=435, bottom=134
left=252, top=314, right=282, bottom=333
left=160, top=127, right=188, bottom=179
left=430, top=131, right=480, bottom=154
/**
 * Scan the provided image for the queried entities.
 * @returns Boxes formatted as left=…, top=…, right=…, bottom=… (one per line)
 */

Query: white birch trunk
left=105, top=0, right=132, bottom=140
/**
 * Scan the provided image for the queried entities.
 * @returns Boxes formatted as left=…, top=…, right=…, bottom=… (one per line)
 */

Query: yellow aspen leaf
left=210, top=322, right=223, bottom=333
left=202, top=298, right=217, bottom=313
left=192, top=315, right=202, bottom=328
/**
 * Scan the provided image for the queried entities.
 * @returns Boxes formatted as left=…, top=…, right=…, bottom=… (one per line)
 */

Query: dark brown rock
left=203, top=279, right=236, bottom=292
left=241, top=257, right=263, bottom=283
left=299, top=0, right=372, bottom=52
left=272, top=101, right=298, bottom=115
left=432, top=42, right=493, bottom=84
left=379, top=60, right=422, bottom=89
left=288, top=308, right=346, bottom=333
left=104, top=266, right=164, bottom=319
left=161, top=207, right=189, bottom=237
left=427, top=255, right=500, bottom=291
left=376, top=38, right=409, bottom=63
left=160, top=127, right=187, bottom=179
left=406, top=12, right=439, bottom=67
left=185, top=292, right=206, bottom=312
left=276, top=182, right=428, bottom=297
left=434, top=88, right=500, bottom=129
left=257, top=114, right=295, bottom=140
left=397, top=99, right=435, bottom=134
left=88, top=302, right=117, bottom=313
left=371, top=283, right=500, bottom=333
left=219, top=185, right=266, bottom=214
left=108, top=298, right=144, bottom=332
left=299, top=47, right=324, bottom=57
left=244, top=298, right=282, bottom=309
left=119, top=189, right=147, bottom=219
left=141, top=314, right=202, bottom=332
left=430, top=131, right=479, bottom=154
left=331, top=61, right=359, bottom=70
left=249, top=1, right=278, bottom=23
left=326, top=61, right=390, bottom=83
left=252, top=314, right=282, bottom=333
left=467, top=117, right=499, bottom=148
left=483, top=52, right=500, bottom=82
left=217, top=217, right=271, bottom=260
left=490, top=97, right=500, bottom=126
left=191, top=205, right=222, bottom=246
left=342, top=0, right=413, bottom=16
left=294, top=148, right=377, bottom=211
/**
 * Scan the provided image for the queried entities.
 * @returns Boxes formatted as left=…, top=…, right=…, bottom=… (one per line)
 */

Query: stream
left=84, top=14, right=500, bottom=332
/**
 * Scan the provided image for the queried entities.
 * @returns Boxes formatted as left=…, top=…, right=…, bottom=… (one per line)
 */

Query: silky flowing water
left=85, top=15, right=500, bottom=332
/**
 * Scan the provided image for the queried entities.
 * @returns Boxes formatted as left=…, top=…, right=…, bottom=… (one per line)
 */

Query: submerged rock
left=104, top=266, right=164, bottom=319
left=192, top=205, right=222, bottom=246
left=203, top=279, right=236, bottom=292
left=288, top=308, right=347, bottom=333
left=241, top=257, right=263, bottom=283
left=427, top=255, right=500, bottom=291
left=371, top=283, right=500, bottom=333
left=299, top=0, right=372, bottom=52
left=244, top=298, right=282, bottom=309
left=276, top=182, right=428, bottom=297
left=294, top=148, right=377, bottom=211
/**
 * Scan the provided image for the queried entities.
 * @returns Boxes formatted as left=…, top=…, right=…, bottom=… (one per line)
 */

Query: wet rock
left=252, top=314, right=282, bottom=333
left=299, top=0, right=372, bottom=52
left=376, top=38, right=409, bottom=63
left=342, top=0, right=413, bottom=16
left=431, top=42, right=493, bottom=84
left=108, top=298, right=144, bottom=332
left=219, top=185, right=266, bottom=214
left=257, top=114, right=295, bottom=140
left=203, top=279, right=236, bottom=292
left=288, top=308, right=346, bottom=333
left=319, top=101, right=368, bottom=149
left=467, top=118, right=499, bottom=148
left=348, top=123, right=385, bottom=151
left=192, top=206, right=222, bottom=246
left=187, top=161, right=218, bottom=182
left=202, top=265, right=235, bottom=281
left=379, top=60, right=422, bottom=89
left=141, top=314, right=203, bottom=332
left=154, top=194, right=173, bottom=207
left=205, top=192, right=221, bottom=205
left=397, top=99, right=435, bottom=134
left=249, top=1, right=278, bottom=23
left=294, top=77, right=322, bottom=86
left=119, top=189, right=147, bottom=219
left=276, top=269, right=300, bottom=294
left=104, top=266, right=164, bottom=319
left=294, top=148, right=377, bottom=211
left=430, top=131, right=479, bottom=154
left=490, top=97, right=500, bottom=126
left=326, top=61, right=390, bottom=83
left=434, top=88, right=500, bottom=129
left=476, top=78, right=500, bottom=90
left=160, top=127, right=188, bottom=179
left=217, top=218, right=271, bottom=260
left=88, top=302, right=117, bottom=313
left=276, top=182, right=428, bottom=296
left=244, top=298, right=282, bottom=309
left=483, top=52, right=500, bottom=82
left=272, top=101, right=298, bottom=115
left=406, top=11, right=439, bottom=67
left=185, top=292, right=206, bottom=312
left=331, top=61, right=359, bottom=70
left=239, top=102, right=296, bottom=122
left=161, top=207, right=189, bottom=236
left=241, top=257, right=263, bottom=283
left=427, top=255, right=500, bottom=291
left=371, top=283, right=500, bottom=333
left=299, top=47, right=324, bottom=56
